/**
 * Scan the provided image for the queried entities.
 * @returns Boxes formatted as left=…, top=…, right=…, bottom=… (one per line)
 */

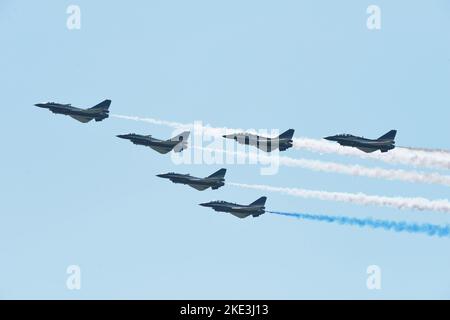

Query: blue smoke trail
left=268, top=211, right=450, bottom=238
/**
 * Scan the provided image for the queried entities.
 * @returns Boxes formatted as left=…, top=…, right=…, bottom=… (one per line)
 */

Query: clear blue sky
left=1, top=0, right=450, bottom=299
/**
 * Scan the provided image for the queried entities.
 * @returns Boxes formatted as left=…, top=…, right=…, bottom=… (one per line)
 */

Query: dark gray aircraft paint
left=116, top=131, right=190, bottom=154
left=157, top=168, right=226, bottom=191
left=34, top=100, right=111, bottom=123
left=200, top=196, right=267, bottom=219
left=324, top=130, right=397, bottom=153
left=222, top=129, right=295, bottom=152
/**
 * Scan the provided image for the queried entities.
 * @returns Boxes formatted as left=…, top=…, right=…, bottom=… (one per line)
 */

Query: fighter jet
left=34, top=99, right=111, bottom=123
left=199, top=196, right=267, bottom=219
left=222, top=129, right=295, bottom=152
left=157, top=168, right=226, bottom=191
left=324, top=130, right=397, bottom=153
left=116, top=131, right=190, bottom=154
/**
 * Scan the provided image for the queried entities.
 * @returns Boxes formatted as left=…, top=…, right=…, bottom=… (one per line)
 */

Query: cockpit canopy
left=130, top=133, right=151, bottom=137
left=336, top=134, right=353, bottom=137
left=214, top=200, right=237, bottom=205
left=47, top=102, right=71, bottom=106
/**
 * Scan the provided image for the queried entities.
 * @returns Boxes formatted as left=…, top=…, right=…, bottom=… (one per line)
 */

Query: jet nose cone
left=156, top=174, right=167, bottom=178
left=199, top=203, right=210, bottom=207
left=324, top=136, right=336, bottom=141
left=223, top=134, right=236, bottom=140
left=116, top=134, right=128, bottom=139
left=34, top=103, right=44, bottom=108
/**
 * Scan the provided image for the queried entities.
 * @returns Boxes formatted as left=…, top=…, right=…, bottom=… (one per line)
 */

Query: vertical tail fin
left=170, top=131, right=190, bottom=152
left=89, top=99, right=112, bottom=111
left=249, top=196, right=267, bottom=207
left=377, top=130, right=397, bottom=141
left=278, top=129, right=295, bottom=140
left=207, top=168, right=227, bottom=179
left=169, top=131, right=190, bottom=142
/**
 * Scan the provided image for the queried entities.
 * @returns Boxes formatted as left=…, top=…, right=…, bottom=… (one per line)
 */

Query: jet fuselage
left=324, top=130, right=397, bottom=153
left=117, top=132, right=189, bottom=154
left=223, top=129, right=295, bottom=152
left=34, top=100, right=111, bottom=123
left=199, top=197, right=267, bottom=218
left=157, top=171, right=225, bottom=190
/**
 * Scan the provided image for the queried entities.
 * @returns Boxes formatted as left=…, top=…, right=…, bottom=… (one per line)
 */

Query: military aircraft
left=157, top=168, right=226, bottom=191
left=199, top=196, right=267, bottom=219
left=222, top=129, right=295, bottom=152
left=116, top=131, right=190, bottom=154
left=324, top=130, right=397, bottom=153
left=34, top=99, right=111, bottom=123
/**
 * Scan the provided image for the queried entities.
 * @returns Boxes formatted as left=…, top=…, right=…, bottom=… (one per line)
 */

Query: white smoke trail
left=197, top=147, right=450, bottom=187
left=111, top=114, right=235, bottom=137
left=228, top=182, right=450, bottom=213
left=277, top=154, right=450, bottom=186
left=112, top=114, right=450, bottom=170
left=111, top=114, right=190, bottom=130
left=398, top=146, right=450, bottom=154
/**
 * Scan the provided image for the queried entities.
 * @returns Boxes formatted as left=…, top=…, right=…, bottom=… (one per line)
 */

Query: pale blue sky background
left=1, top=0, right=450, bottom=299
